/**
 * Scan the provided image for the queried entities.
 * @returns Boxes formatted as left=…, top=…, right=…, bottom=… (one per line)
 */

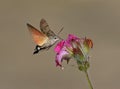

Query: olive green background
left=0, top=0, right=120, bottom=89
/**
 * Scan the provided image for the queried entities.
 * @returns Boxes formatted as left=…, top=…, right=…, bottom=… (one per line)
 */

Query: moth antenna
left=57, top=27, right=64, bottom=40
left=57, top=27, right=64, bottom=35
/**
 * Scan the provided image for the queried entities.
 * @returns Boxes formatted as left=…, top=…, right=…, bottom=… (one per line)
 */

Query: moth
left=27, top=19, right=63, bottom=54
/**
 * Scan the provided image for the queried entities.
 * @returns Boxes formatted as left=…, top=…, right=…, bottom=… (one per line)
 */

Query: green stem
left=84, top=70, right=93, bottom=89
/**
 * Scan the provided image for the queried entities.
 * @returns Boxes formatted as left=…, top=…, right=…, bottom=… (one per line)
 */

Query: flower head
left=54, top=34, right=93, bottom=70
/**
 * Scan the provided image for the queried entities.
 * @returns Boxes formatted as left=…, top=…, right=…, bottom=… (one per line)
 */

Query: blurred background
left=0, top=0, right=120, bottom=89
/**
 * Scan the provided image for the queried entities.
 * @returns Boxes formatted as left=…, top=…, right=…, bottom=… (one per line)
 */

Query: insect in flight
left=27, top=19, right=63, bottom=54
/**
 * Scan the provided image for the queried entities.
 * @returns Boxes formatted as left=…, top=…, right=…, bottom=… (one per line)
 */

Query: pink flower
left=54, top=34, right=93, bottom=68
left=55, top=48, right=71, bottom=67
left=66, top=34, right=81, bottom=54
left=68, top=34, right=80, bottom=41
left=54, top=40, right=71, bottom=67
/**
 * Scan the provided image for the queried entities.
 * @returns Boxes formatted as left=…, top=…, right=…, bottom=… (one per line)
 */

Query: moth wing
left=40, top=19, right=56, bottom=37
left=27, top=23, right=48, bottom=46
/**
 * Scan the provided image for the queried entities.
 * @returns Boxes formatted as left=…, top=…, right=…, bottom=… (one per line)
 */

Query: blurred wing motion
left=40, top=19, right=56, bottom=37
left=27, top=23, right=48, bottom=46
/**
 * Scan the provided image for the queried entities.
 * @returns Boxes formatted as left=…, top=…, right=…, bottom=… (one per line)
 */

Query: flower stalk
left=84, top=70, right=93, bottom=89
left=75, top=54, right=93, bottom=89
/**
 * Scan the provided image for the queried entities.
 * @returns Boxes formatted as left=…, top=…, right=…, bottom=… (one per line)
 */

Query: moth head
left=53, top=36, right=60, bottom=42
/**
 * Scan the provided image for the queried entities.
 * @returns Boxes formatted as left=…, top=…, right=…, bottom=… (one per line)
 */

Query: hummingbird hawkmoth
left=27, top=19, right=63, bottom=54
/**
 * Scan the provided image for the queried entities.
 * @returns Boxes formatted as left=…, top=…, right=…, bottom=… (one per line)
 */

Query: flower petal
left=54, top=40, right=65, bottom=53
left=68, top=34, right=80, bottom=42
left=55, top=48, right=71, bottom=67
